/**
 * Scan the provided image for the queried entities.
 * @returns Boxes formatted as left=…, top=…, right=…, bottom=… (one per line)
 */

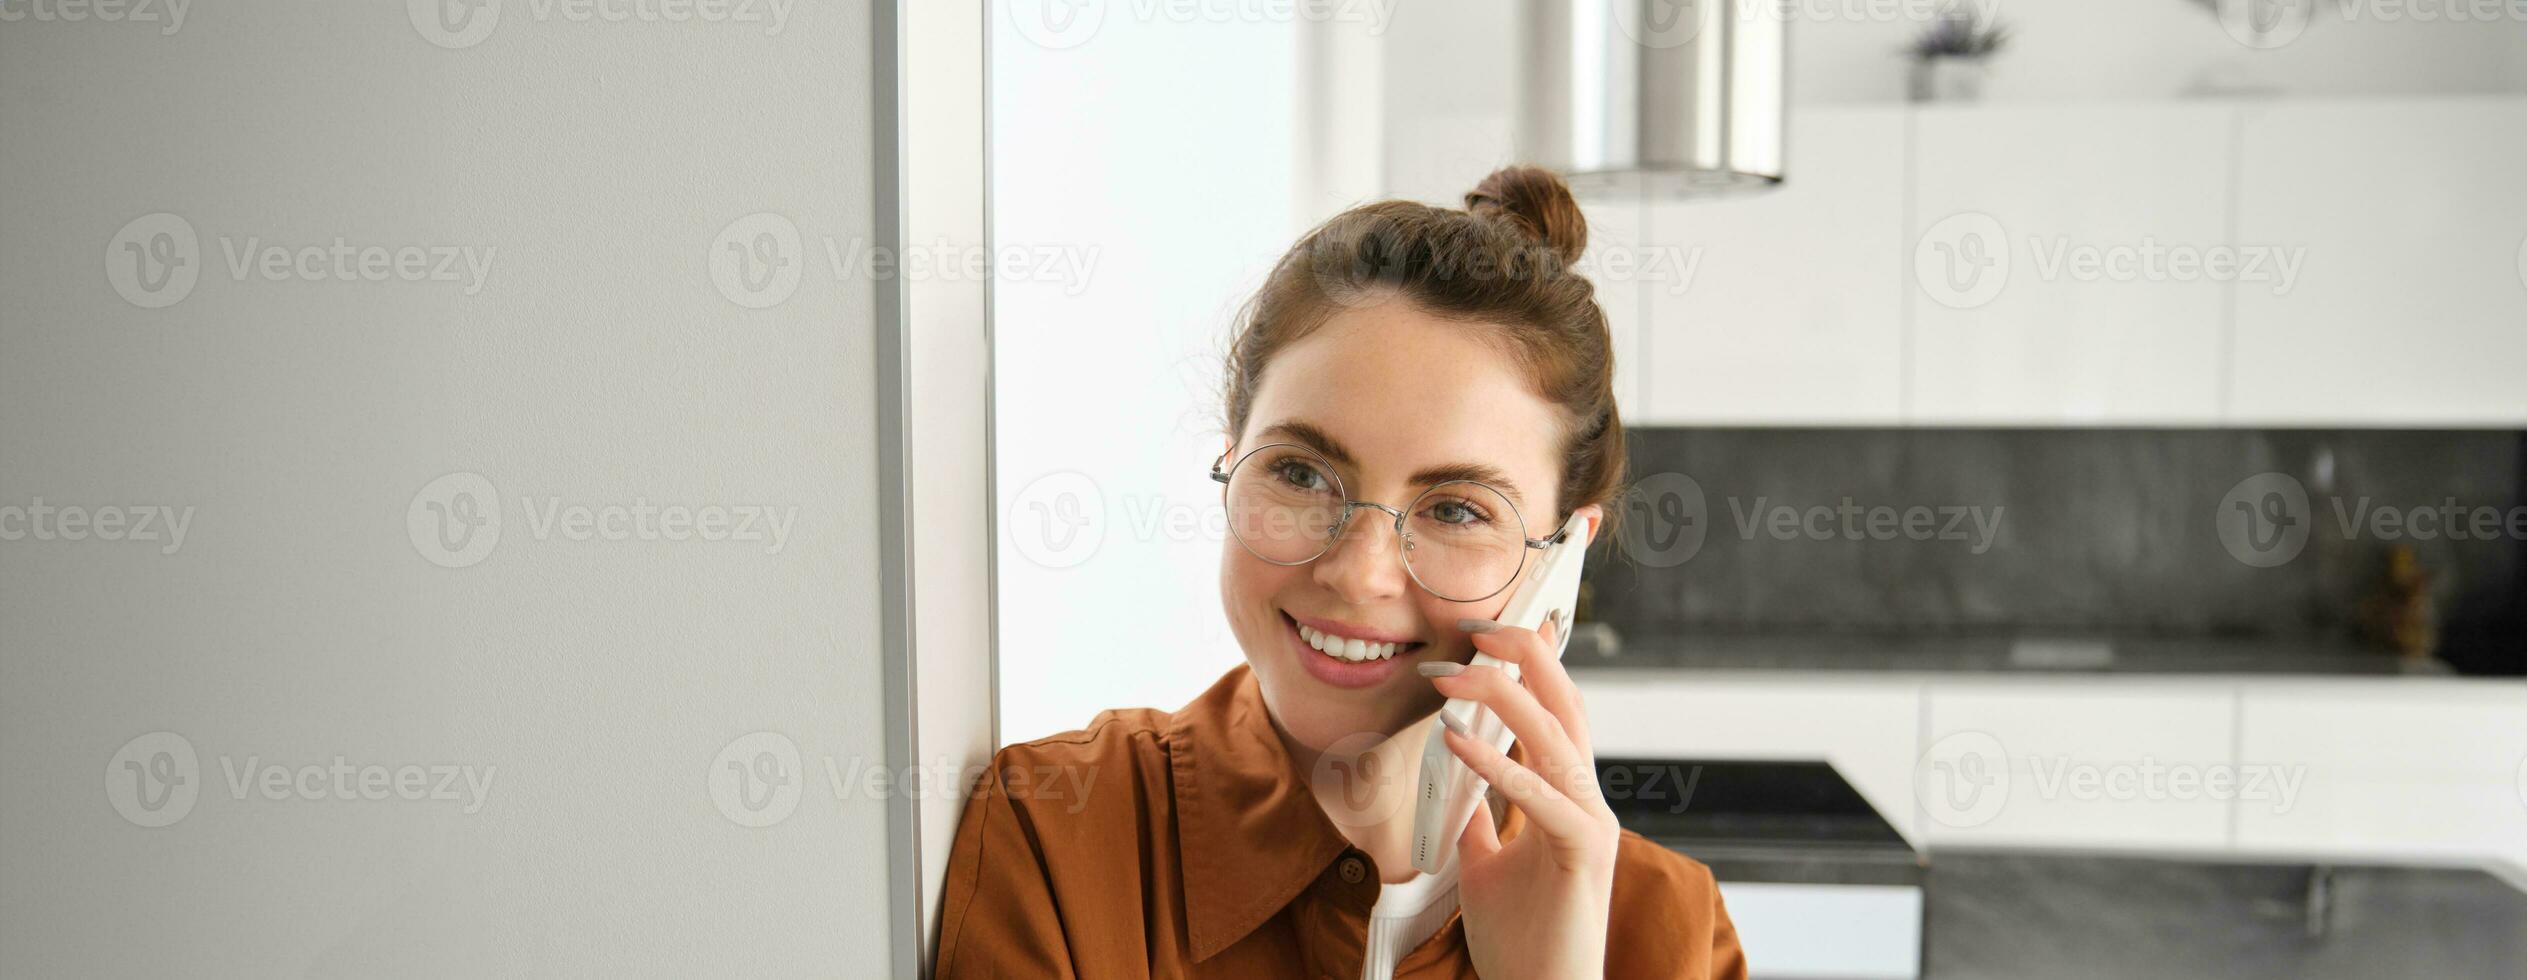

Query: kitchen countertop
left=1565, top=625, right=2454, bottom=676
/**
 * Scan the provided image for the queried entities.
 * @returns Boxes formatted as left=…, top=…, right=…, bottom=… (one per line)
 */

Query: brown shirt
left=936, top=665, right=1750, bottom=979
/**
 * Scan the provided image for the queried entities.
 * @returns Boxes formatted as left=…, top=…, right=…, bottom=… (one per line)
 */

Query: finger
left=1430, top=666, right=1579, bottom=785
left=1456, top=787, right=1502, bottom=865
left=1476, top=613, right=1592, bottom=760
left=1440, top=724, right=1600, bottom=848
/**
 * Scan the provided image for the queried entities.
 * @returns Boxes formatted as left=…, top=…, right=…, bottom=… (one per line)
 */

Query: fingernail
left=1437, top=709, right=1470, bottom=737
left=1416, top=661, right=1465, bottom=678
left=1457, top=618, right=1502, bottom=633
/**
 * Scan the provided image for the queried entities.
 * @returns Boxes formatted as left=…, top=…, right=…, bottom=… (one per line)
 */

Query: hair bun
left=1464, top=165, right=1588, bottom=264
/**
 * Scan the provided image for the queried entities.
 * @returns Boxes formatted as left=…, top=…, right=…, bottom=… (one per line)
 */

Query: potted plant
left=1908, top=3, right=2010, bottom=102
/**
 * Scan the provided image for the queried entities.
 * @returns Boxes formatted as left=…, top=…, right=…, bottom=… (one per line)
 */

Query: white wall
left=992, top=4, right=1339, bottom=743
left=1, top=4, right=902, bottom=975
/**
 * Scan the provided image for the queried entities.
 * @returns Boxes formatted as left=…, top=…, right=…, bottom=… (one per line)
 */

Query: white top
left=1359, top=861, right=1462, bottom=980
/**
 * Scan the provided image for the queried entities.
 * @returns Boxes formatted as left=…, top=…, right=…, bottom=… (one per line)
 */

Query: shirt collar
left=1162, top=664, right=1528, bottom=962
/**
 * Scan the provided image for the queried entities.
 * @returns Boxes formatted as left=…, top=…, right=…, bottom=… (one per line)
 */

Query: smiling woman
left=937, top=167, right=1748, bottom=980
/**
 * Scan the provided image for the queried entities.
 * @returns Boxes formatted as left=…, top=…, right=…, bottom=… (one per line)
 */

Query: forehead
left=1239, top=299, right=1565, bottom=498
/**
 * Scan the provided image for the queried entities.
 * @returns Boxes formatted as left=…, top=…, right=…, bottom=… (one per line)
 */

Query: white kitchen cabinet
left=1624, top=106, right=1911, bottom=425
left=1918, top=684, right=2236, bottom=851
left=2229, top=97, right=2527, bottom=427
left=2231, top=684, right=2527, bottom=875
left=1906, top=103, right=2235, bottom=424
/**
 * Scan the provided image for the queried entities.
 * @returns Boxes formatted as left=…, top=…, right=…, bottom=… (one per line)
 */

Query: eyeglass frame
left=1207, top=442, right=1570, bottom=603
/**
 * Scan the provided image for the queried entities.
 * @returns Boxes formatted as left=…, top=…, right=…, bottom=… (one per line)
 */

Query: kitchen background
left=991, top=1, right=2527, bottom=976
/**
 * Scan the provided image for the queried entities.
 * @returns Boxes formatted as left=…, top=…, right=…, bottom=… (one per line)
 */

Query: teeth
left=1297, top=623, right=1402, bottom=662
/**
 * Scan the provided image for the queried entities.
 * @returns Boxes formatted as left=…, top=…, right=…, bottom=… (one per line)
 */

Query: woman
left=937, top=167, right=1747, bottom=979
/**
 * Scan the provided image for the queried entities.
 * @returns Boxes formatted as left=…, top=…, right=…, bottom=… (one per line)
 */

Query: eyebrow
left=1251, top=420, right=1529, bottom=507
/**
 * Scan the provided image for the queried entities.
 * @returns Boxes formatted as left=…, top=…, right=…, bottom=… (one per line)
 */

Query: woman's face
left=1221, top=297, right=1600, bottom=754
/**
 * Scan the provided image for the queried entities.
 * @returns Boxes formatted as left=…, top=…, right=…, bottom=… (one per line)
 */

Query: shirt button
left=1337, top=855, right=1367, bottom=884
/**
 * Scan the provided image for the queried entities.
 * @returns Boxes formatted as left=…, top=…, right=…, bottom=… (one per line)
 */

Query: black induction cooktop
left=1596, top=757, right=1925, bottom=887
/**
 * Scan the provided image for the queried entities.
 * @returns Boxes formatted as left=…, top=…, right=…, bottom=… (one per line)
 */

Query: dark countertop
left=1565, top=624, right=2453, bottom=676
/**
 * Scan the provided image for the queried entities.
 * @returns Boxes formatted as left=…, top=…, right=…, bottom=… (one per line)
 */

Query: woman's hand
left=1427, top=612, right=1620, bottom=980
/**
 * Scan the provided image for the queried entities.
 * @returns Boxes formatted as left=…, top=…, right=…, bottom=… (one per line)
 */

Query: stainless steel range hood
left=1518, top=0, right=1788, bottom=198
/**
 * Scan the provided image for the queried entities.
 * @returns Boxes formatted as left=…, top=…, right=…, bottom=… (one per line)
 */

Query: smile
left=1280, top=611, right=1427, bottom=688
left=1296, top=622, right=1406, bottom=662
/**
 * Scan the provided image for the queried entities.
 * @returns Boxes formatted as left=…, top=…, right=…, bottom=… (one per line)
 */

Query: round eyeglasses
left=1210, top=443, right=1567, bottom=603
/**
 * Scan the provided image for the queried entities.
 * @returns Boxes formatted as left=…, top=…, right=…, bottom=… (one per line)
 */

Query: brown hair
left=1220, top=165, right=1626, bottom=540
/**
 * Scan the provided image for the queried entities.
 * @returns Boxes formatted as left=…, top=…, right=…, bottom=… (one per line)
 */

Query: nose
left=1310, top=506, right=1410, bottom=605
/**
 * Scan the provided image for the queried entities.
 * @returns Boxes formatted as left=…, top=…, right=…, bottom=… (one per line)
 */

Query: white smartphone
left=1410, top=510, right=1592, bottom=874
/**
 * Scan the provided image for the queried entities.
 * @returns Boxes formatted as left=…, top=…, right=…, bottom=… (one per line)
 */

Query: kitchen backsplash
left=1586, top=428, right=2527, bottom=674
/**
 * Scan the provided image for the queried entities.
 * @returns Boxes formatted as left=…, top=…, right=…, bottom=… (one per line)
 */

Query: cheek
left=1218, top=543, right=1291, bottom=631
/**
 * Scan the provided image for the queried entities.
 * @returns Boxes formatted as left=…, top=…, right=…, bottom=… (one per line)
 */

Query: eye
left=1424, top=496, right=1495, bottom=528
left=1271, top=457, right=1335, bottom=494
